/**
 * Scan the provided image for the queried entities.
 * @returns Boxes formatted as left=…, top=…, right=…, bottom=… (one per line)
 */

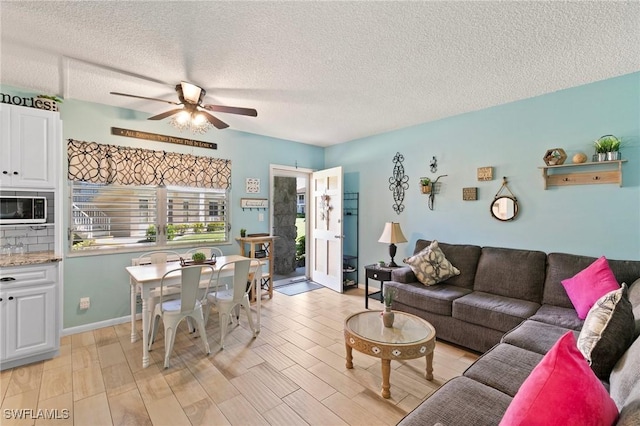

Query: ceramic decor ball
left=572, top=152, right=587, bottom=164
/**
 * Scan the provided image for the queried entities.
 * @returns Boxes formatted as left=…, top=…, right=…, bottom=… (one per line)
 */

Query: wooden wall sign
left=111, top=127, right=217, bottom=150
left=463, top=187, right=478, bottom=201
left=477, top=166, right=493, bottom=181
left=241, top=198, right=268, bottom=210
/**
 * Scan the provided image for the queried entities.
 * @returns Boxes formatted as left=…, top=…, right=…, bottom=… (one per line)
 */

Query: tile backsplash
left=0, top=190, right=56, bottom=253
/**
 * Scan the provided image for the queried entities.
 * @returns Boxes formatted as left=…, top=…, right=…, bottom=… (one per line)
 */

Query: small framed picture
left=246, top=178, right=260, bottom=193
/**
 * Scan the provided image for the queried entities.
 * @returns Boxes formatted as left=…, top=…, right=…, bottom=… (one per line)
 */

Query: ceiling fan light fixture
left=169, top=111, right=211, bottom=134
left=180, top=81, right=203, bottom=104
left=175, top=110, right=191, bottom=124
left=192, top=112, right=207, bottom=125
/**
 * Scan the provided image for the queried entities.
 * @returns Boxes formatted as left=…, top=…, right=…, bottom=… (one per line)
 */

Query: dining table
left=126, top=254, right=261, bottom=368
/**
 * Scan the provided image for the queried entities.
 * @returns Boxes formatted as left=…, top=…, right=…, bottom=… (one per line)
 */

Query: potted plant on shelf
left=382, top=287, right=397, bottom=327
left=420, top=177, right=432, bottom=194
left=240, top=228, right=247, bottom=238
left=594, top=135, right=622, bottom=162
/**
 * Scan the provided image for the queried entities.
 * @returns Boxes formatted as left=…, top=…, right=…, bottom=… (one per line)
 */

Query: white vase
left=596, top=153, right=607, bottom=162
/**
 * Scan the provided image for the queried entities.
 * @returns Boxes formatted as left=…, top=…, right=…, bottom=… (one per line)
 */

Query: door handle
left=334, top=235, right=343, bottom=239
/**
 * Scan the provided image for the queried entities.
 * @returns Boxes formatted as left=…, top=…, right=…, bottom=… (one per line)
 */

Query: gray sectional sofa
left=385, top=240, right=640, bottom=425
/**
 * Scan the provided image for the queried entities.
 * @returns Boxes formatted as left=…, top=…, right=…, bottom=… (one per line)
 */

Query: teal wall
left=327, top=72, right=640, bottom=281
left=3, top=72, right=639, bottom=330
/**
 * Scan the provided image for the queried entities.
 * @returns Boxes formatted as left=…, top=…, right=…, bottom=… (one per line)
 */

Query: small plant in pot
left=594, top=135, right=622, bottom=161
left=382, top=288, right=397, bottom=327
left=420, top=177, right=432, bottom=194
left=191, top=252, right=206, bottom=263
left=240, top=228, right=247, bottom=238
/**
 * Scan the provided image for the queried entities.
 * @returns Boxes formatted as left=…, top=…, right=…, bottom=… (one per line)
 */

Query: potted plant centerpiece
left=191, top=252, right=206, bottom=264
left=382, top=287, right=397, bottom=327
left=420, top=177, right=432, bottom=194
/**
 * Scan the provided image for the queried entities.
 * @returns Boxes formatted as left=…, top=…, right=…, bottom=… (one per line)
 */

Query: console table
left=236, top=236, right=276, bottom=299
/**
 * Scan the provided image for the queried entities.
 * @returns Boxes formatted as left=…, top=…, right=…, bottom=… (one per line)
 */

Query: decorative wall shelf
left=538, top=160, right=627, bottom=189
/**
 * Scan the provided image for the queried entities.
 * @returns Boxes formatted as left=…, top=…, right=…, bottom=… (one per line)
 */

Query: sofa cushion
left=464, top=343, right=543, bottom=397
left=610, top=336, right=640, bottom=411
left=499, top=332, right=618, bottom=426
left=543, top=252, right=640, bottom=309
left=398, top=376, right=512, bottom=426
left=561, top=256, right=620, bottom=319
left=453, top=291, right=539, bottom=333
left=473, top=246, right=546, bottom=303
left=501, top=319, right=578, bottom=354
left=385, top=281, right=471, bottom=316
left=529, top=304, right=584, bottom=330
left=403, top=240, right=460, bottom=286
left=629, top=278, right=640, bottom=337
left=578, top=284, right=635, bottom=380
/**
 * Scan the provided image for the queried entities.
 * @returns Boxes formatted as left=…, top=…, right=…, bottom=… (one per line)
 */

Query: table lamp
left=378, top=222, right=407, bottom=267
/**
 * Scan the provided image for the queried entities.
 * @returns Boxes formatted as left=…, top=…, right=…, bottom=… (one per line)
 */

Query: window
left=70, top=182, right=229, bottom=252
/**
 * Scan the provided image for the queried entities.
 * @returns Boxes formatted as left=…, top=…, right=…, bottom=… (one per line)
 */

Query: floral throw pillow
left=403, top=240, right=460, bottom=286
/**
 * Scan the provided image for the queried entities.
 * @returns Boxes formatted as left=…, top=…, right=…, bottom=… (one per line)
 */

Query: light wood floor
left=0, top=286, right=478, bottom=426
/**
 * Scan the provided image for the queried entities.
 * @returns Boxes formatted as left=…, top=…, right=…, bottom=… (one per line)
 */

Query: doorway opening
left=270, top=166, right=311, bottom=286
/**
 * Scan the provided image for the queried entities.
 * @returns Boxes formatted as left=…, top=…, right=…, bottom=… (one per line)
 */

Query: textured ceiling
left=1, top=1, right=639, bottom=147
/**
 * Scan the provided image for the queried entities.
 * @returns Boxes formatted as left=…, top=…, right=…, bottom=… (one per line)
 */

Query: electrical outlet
left=79, top=297, right=90, bottom=310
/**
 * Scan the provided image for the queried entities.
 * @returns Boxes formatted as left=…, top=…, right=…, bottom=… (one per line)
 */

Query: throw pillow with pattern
left=403, top=240, right=460, bottom=286
left=577, top=283, right=635, bottom=380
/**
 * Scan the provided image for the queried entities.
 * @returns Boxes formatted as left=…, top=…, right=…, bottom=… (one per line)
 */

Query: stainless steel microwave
left=0, top=196, right=47, bottom=224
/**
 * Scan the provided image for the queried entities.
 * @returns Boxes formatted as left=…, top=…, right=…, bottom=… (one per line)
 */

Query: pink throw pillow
left=499, top=332, right=618, bottom=426
left=561, top=256, right=620, bottom=319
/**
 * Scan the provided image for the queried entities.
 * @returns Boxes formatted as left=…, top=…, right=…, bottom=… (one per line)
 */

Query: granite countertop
left=0, top=251, right=62, bottom=268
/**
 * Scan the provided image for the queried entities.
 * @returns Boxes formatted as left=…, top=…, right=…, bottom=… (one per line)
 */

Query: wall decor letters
left=111, top=127, right=217, bottom=150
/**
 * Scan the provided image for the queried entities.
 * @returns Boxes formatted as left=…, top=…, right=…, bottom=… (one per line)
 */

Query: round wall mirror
left=491, top=196, right=519, bottom=221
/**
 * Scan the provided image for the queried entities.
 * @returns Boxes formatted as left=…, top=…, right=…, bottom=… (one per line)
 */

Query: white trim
left=62, top=313, right=142, bottom=336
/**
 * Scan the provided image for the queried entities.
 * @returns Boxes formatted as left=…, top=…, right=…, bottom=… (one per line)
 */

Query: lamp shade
left=378, top=222, right=407, bottom=244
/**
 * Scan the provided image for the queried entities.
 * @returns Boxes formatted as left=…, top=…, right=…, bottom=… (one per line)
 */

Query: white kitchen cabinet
left=0, top=104, right=60, bottom=189
left=0, top=263, right=59, bottom=370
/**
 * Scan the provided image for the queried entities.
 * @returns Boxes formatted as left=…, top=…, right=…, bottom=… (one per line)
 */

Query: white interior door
left=310, top=166, right=343, bottom=292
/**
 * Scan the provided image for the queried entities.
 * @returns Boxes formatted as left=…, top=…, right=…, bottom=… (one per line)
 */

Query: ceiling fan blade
left=203, top=104, right=258, bottom=117
left=203, top=112, right=229, bottom=129
left=110, top=91, right=180, bottom=106
left=148, top=109, right=184, bottom=120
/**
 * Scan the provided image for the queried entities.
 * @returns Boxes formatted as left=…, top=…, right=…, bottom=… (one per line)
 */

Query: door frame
left=269, top=164, right=314, bottom=280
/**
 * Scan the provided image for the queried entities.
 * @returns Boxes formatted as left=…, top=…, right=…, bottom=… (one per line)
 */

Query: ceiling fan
left=110, top=81, right=257, bottom=130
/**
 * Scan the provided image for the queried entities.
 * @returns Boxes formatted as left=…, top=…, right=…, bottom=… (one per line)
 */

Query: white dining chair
left=205, top=259, right=261, bottom=349
left=132, top=251, right=182, bottom=338
left=149, top=264, right=213, bottom=368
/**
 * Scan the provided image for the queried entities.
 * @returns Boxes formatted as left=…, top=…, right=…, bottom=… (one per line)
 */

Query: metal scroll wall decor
left=388, top=152, right=409, bottom=214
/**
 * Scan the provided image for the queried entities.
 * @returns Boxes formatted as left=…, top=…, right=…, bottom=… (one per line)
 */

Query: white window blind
left=70, top=182, right=229, bottom=252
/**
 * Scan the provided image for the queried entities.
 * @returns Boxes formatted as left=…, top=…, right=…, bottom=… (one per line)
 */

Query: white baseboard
left=62, top=313, right=142, bottom=336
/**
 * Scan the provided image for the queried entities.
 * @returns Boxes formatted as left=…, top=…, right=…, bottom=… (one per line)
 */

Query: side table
left=236, top=236, right=276, bottom=299
left=364, top=264, right=397, bottom=309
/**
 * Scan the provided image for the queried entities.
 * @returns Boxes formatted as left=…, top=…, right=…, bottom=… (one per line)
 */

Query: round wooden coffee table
left=344, top=310, right=436, bottom=399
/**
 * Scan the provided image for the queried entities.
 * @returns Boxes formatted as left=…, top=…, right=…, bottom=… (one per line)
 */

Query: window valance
left=67, top=139, right=231, bottom=189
